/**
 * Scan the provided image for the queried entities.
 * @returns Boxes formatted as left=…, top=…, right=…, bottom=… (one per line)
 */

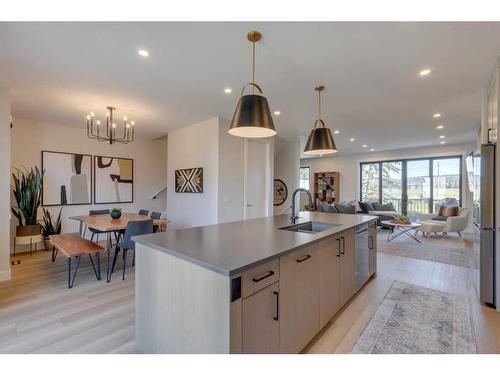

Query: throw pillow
left=432, top=215, right=448, bottom=221
left=317, top=202, right=324, bottom=212
left=446, top=206, right=459, bottom=217
left=358, top=201, right=374, bottom=214
left=334, top=203, right=355, bottom=214
left=437, top=205, right=446, bottom=216
left=322, top=202, right=338, bottom=213
left=372, top=202, right=396, bottom=212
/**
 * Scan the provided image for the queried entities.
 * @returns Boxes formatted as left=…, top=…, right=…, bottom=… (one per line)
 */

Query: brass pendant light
left=304, top=85, right=337, bottom=155
left=228, top=31, right=276, bottom=138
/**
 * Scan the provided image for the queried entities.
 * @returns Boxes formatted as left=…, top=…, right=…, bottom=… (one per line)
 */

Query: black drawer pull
left=341, top=237, right=345, bottom=255
left=296, top=254, right=311, bottom=263
left=273, top=291, right=279, bottom=321
left=252, top=270, right=275, bottom=283
left=336, top=238, right=341, bottom=257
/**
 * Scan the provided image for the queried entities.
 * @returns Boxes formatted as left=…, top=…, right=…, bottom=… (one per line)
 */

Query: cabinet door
left=242, top=282, right=280, bottom=353
left=339, top=228, right=356, bottom=305
left=319, top=235, right=341, bottom=328
left=279, top=246, right=320, bottom=353
left=369, top=222, right=377, bottom=276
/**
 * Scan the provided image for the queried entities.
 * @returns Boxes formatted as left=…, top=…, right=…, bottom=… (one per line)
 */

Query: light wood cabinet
left=241, top=282, right=280, bottom=353
left=339, top=228, right=356, bottom=305
left=318, top=235, right=341, bottom=328
left=279, top=246, right=320, bottom=353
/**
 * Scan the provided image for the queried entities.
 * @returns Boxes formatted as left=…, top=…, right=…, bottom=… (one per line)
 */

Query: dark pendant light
left=304, top=85, right=337, bottom=155
left=228, top=31, right=276, bottom=138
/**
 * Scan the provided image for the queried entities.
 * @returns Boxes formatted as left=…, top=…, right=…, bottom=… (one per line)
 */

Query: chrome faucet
left=290, top=188, right=313, bottom=224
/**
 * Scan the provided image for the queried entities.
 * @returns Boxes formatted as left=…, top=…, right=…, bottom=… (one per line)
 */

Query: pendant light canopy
left=304, top=85, right=337, bottom=155
left=228, top=31, right=276, bottom=138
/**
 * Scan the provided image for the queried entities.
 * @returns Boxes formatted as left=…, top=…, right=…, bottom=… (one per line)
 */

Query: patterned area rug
left=378, top=241, right=472, bottom=267
left=350, top=281, right=477, bottom=354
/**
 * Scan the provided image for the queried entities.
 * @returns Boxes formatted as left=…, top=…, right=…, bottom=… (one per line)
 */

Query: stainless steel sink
left=279, top=221, right=341, bottom=234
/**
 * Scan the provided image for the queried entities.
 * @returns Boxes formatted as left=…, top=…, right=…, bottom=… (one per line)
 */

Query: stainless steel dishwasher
left=354, top=224, right=370, bottom=293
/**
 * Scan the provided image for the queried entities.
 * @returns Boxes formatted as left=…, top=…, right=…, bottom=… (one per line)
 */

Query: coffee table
left=380, top=221, right=422, bottom=243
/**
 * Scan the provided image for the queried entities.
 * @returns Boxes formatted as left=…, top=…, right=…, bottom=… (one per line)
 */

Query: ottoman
left=416, top=220, right=445, bottom=238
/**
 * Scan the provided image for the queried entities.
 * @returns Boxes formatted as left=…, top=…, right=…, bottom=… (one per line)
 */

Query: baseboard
left=0, top=268, right=11, bottom=281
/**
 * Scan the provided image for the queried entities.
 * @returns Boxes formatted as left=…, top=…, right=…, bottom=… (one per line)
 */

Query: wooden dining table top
left=69, top=213, right=169, bottom=232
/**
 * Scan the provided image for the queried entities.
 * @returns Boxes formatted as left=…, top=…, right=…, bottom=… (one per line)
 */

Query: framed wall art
left=94, top=156, right=133, bottom=204
left=175, top=168, right=203, bottom=193
left=41, top=150, right=92, bottom=206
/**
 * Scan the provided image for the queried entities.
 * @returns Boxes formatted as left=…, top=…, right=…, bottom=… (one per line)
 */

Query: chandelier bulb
left=123, top=116, right=127, bottom=121
left=86, top=115, right=90, bottom=120
left=131, top=121, right=135, bottom=126
left=90, top=112, right=95, bottom=117
left=112, top=123, right=116, bottom=128
left=96, top=120, right=101, bottom=125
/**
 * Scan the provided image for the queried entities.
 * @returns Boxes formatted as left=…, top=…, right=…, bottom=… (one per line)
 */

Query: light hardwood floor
left=0, top=231, right=499, bottom=354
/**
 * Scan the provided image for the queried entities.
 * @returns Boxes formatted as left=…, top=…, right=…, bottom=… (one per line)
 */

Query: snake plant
left=11, top=166, right=44, bottom=226
left=41, top=207, right=62, bottom=238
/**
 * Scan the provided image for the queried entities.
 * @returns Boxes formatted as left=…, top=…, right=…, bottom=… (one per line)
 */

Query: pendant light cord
left=252, top=40, right=256, bottom=94
left=318, top=89, right=321, bottom=120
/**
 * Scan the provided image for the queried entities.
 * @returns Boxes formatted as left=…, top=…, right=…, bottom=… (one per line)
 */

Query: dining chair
left=150, top=211, right=162, bottom=232
left=138, top=209, right=149, bottom=216
left=83, top=209, right=110, bottom=243
left=111, top=219, right=154, bottom=280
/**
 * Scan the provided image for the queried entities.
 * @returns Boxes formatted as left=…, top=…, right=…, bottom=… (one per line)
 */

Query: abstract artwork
left=175, top=168, right=203, bottom=193
left=42, top=151, right=92, bottom=206
left=94, top=156, right=133, bottom=203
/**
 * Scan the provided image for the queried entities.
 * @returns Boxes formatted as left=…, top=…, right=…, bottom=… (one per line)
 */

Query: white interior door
left=245, top=140, right=268, bottom=219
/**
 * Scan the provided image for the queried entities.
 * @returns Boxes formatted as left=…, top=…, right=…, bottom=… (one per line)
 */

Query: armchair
left=417, top=208, right=470, bottom=238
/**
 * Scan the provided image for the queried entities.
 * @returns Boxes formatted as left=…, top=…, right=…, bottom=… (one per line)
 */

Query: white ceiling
left=0, top=22, right=498, bottom=155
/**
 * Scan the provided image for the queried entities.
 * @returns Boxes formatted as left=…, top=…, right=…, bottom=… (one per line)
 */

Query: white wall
left=300, top=143, right=475, bottom=211
left=0, top=88, right=11, bottom=281
left=218, top=118, right=245, bottom=223
left=167, top=117, right=220, bottom=229
left=11, top=118, right=167, bottom=251
left=273, top=141, right=300, bottom=215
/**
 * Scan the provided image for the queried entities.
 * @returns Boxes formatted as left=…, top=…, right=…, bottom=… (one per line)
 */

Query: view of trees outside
left=299, top=167, right=310, bottom=190
left=360, top=157, right=461, bottom=216
left=361, top=163, right=379, bottom=201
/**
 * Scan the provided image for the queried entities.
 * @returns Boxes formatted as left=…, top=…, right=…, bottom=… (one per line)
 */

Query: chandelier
left=86, top=106, right=135, bottom=144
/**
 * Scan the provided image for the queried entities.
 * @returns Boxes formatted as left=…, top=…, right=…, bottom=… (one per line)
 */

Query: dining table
left=69, top=213, right=170, bottom=282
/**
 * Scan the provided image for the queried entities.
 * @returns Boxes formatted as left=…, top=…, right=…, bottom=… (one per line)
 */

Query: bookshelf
left=313, top=171, right=340, bottom=208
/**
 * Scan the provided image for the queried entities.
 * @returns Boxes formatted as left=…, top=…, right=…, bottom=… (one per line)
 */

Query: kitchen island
left=133, top=211, right=377, bottom=354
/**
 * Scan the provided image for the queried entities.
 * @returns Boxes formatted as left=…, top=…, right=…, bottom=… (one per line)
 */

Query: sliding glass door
left=360, top=156, right=462, bottom=217
left=381, top=161, right=403, bottom=212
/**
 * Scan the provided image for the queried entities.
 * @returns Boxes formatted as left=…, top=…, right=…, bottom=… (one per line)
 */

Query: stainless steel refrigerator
left=472, top=144, right=496, bottom=307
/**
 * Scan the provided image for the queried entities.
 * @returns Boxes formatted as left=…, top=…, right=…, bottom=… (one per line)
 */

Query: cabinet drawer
left=241, top=259, right=279, bottom=298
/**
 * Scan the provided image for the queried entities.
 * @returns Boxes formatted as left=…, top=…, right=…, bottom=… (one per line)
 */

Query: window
left=360, top=156, right=462, bottom=217
left=299, top=167, right=310, bottom=190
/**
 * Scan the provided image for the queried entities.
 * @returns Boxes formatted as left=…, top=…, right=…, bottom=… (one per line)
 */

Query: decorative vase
left=110, top=211, right=122, bottom=220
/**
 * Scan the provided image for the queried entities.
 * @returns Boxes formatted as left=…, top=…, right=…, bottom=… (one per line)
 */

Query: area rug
left=378, top=241, right=472, bottom=267
left=350, top=281, right=477, bottom=354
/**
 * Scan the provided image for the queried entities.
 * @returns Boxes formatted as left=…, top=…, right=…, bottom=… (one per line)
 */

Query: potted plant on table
left=11, top=167, right=44, bottom=238
left=41, top=207, right=63, bottom=251
left=110, top=208, right=122, bottom=220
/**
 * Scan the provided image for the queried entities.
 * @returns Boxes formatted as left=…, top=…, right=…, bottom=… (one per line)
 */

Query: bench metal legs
left=51, top=246, right=59, bottom=262
left=67, top=253, right=102, bottom=288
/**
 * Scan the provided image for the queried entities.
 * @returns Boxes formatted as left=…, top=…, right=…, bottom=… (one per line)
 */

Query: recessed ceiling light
left=274, top=111, right=281, bottom=116
left=439, top=135, right=445, bottom=139
left=440, top=141, right=446, bottom=144
left=362, top=144, right=367, bottom=148
left=224, top=88, right=232, bottom=94
left=419, top=69, right=431, bottom=76
left=436, top=125, right=444, bottom=129
left=370, top=148, right=375, bottom=152
left=334, top=130, right=340, bottom=134
left=138, top=49, right=149, bottom=57
left=349, top=138, right=355, bottom=142
left=433, top=113, right=441, bottom=118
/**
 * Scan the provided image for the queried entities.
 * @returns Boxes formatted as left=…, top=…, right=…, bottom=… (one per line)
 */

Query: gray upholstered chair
left=138, top=209, right=149, bottom=216
left=84, top=209, right=110, bottom=243
left=150, top=211, right=162, bottom=232
left=111, top=219, right=154, bottom=280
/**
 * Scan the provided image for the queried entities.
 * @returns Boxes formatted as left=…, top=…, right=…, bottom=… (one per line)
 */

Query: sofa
left=358, top=201, right=399, bottom=226
left=416, top=207, right=470, bottom=238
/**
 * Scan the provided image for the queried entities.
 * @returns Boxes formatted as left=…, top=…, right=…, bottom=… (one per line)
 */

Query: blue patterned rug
left=350, top=281, right=477, bottom=354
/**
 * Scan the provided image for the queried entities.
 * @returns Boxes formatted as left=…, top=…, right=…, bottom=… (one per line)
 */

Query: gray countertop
left=133, top=212, right=377, bottom=276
